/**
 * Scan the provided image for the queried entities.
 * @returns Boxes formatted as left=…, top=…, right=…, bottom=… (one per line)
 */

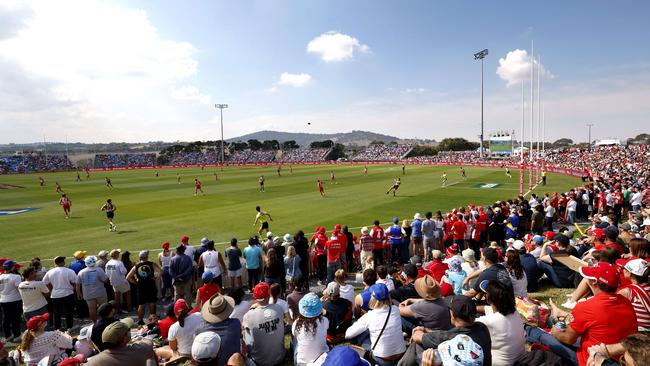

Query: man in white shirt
left=630, top=188, right=643, bottom=212
left=104, top=249, right=131, bottom=314
left=42, top=256, right=79, bottom=330
left=242, top=282, right=286, bottom=366
left=19, top=266, right=50, bottom=321
left=1, top=260, right=24, bottom=341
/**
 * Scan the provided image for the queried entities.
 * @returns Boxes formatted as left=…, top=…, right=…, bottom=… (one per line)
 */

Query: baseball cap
left=446, top=295, right=477, bottom=321
left=201, top=271, right=214, bottom=282
left=138, top=250, right=149, bottom=259
left=322, top=346, right=372, bottom=366
left=544, top=231, right=555, bottom=240
left=323, top=282, right=340, bottom=297
left=180, top=235, right=190, bottom=244
left=27, top=313, right=49, bottom=331
left=54, top=256, right=66, bottom=264
left=101, top=320, right=130, bottom=345
left=109, top=249, right=121, bottom=257
left=591, top=228, right=606, bottom=239
left=191, top=331, right=221, bottom=361
left=437, top=334, right=484, bottom=366
left=299, top=292, right=323, bottom=318
left=78, top=326, right=91, bottom=340
left=253, top=282, right=270, bottom=299
left=533, top=235, right=544, bottom=245
left=84, top=256, right=97, bottom=267
left=73, top=250, right=87, bottom=260
left=580, top=262, right=620, bottom=287
left=370, top=283, right=389, bottom=301
left=624, top=258, right=649, bottom=277
left=200, top=237, right=210, bottom=246
left=2, top=260, right=16, bottom=271
left=513, top=240, right=525, bottom=251
left=174, top=299, right=189, bottom=315
left=505, top=238, right=516, bottom=244
left=619, top=223, right=632, bottom=231
left=392, top=217, right=399, bottom=223
left=98, top=250, right=109, bottom=258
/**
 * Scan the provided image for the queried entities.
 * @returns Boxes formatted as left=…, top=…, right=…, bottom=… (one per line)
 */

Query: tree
left=247, top=139, right=262, bottom=150
left=552, top=138, right=573, bottom=148
left=262, top=140, right=279, bottom=150
left=229, top=142, right=248, bottom=151
left=310, top=140, right=334, bottom=148
left=407, top=145, right=438, bottom=157
left=369, top=140, right=385, bottom=145
left=328, top=143, right=346, bottom=160
left=281, top=140, right=299, bottom=150
left=437, top=138, right=479, bottom=151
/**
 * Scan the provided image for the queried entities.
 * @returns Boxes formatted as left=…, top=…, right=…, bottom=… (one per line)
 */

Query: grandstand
left=351, top=144, right=413, bottom=161
left=93, top=153, right=157, bottom=168
left=227, top=149, right=275, bottom=163
left=0, top=152, right=72, bottom=173
left=279, top=148, right=330, bottom=162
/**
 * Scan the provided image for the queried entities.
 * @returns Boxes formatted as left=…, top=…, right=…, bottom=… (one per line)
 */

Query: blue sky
left=1, top=0, right=649, bottom=143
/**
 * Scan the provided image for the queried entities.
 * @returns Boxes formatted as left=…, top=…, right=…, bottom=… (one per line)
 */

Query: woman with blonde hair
left=20, top=314, right=73, bottom=366
left=345, top=283, right=405, bottom=365
left=284, top=245, right=302, bottom=284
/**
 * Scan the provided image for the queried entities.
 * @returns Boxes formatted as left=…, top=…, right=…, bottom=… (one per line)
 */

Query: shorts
left=261, top=222, right=269, bottom=230
left=85, top=296, right=107, bottom=309
left=412, top=236, right=423, bottom=246
left=137, top=285, right=158, bottom=305
left=112, top=282, right=130, bottom=293
left=228, top=268, right=243, bottom=277
left=106, top=211, right=114, bottom=219
left=424, top=237, right=435, bottom=250
left=62, top=205, right=70, bottom=210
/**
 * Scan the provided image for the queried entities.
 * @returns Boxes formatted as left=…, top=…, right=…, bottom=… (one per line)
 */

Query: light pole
left=215, top=104, right=228, bottom=164
left=586, top=123, right=594, bottom=151
left=474, top=49, right=488, bottom=158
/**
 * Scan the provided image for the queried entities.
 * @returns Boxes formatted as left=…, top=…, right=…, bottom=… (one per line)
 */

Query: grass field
left=0, top=164, right=580, bottom=263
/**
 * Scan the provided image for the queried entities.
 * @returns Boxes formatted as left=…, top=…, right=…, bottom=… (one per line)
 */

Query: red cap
left=253, top=282, right=270, bottom=299
left=334, top=224, right=341, bottom=232
left=580, top=262, right=620, bottom=287
left=318, top=227, right=325, bottom=234
left=162, top=242, right=170, bottom=249
left=544, top=231, right=555, bottom=240
left=180, top=236, right=189, bottom=244
left=469, top=204, right=475, bottom=208
left=173, top=299, right=189, bottom=315
left=57, top=357, right=84, bottom=366
left=27, top=313, right=50, bottom=331
left=591, top=228, right=606, bottom=240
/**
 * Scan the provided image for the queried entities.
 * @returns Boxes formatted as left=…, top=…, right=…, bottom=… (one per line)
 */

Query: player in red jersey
left=55, top=181, right=63, bottom=193
left=194, top=178, right=204, bottom=196
left=317, top=179, right=325, bottom=197
left=59, top=194, right=72, bottom=218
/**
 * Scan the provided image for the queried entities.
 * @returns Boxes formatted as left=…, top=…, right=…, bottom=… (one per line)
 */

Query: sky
left=1, top=0, right=649, bottom=144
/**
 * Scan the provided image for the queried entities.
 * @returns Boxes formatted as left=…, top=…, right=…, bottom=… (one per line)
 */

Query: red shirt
left=158, top=316, right=177, bottom=339
left=425, top=260, right=448, bottom=282
left=326, top=236, right=343, bottom=263
left=475, top=213, right=488, bottom=232
left=312, top=233, right=328, bottom=255
left=594, top=242, right=625, bottom=256
left=198, top=283, right=221, bottom=306
left=195, top=180, right=201, bottom=188
left=570, top=292, right=637, bottom=366
left=371, top=226, right=385, bottom=250
left=452, top=221, right=466, bottom=241
left=416, top=267, right=431, bottom=279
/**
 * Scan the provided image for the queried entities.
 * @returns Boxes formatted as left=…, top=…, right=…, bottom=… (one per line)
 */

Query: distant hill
left=227, top=130, right=429, bottom=147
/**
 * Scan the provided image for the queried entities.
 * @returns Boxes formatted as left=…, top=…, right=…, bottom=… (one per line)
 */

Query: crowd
left=169, top=152, right=221, bottom=166
left=227, top=150, right=276, bottom=163
left=0, top=154, right=72, bottom=174
left=93, top=154, right=157, bottom=169
left=352, top=145, right=412, bottom=162
left=405, top=151, right=484, bottom=164
left=280, top=149, right=330, bottom=163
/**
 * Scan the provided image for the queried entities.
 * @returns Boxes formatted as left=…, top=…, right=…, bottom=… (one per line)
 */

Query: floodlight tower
left=474, top=49, right=488, bottom=158
left=215, top=104, right=228, bottom=164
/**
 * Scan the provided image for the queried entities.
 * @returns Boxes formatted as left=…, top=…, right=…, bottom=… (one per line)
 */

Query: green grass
left=0, top=164, right=580, bottom=263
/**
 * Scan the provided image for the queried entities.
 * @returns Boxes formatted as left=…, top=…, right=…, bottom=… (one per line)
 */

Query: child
left=375, top=265, right=395, bottom=291
left=194, top=271, right=221, bottom=311
left=74, top=326, right=94, bottom=359
left=441, top=258, right=467, bottom=295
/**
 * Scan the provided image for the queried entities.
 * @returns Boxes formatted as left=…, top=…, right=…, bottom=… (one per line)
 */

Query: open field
left=0, top=164, right=580, bottom=262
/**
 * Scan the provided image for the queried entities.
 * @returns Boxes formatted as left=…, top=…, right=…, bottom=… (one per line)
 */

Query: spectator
left=18, top=266, right=50, bottom=321
left=441, top=258, right=467, bottom=295
left=243, top=237, right=263, bottom=290
left=170, top=245, right=194, bottom=301
left=105, top=249, right=131, bottom=314
left=0, top=260, right=23, bottom=342
left=42, top=256, right=79, bottom=330
left=334, top=269, right=355, bottom=306
left=76, top=256, right=108, bottom=323
left=538, top=234, right=576, bottom=288
left=321, top=282, right=353, bottom=343
left=19, top=313, right=73, bottom=365
left=463, top=248, right=511, bottom=298
left=398, top=275, right=451, bottom=336
left=75, top=326, right=94, bottom=359
left=225, top=238, right=243, bottom=289
left=586, top=333, right=650, bottom=366
left=165, top=299, right=203, bottom=359
left=195, top=272, right=221, bottom=312
left=199, top=240, right=226, bottom=288
left=242, top=282, right=286, bottom=366
left=263, top=248, right=283, bottom=287
left=389, top=264, right=420, bottom=304
left=425, top=250, right=448, bottom=282
left=158, top=304, right=176, bottom=340
left=69, top=251, right=87, bottom=274
left=284, top=245, right=302, bottom=285
left=227, top=287, right=250, bottom=324
left=90, top=301, right=118, bottom=351
left=189, top=331, right=221, bottom=366
left=158, top=242, right=173, bottom=302
left=86, top=320, right=157, bottom=366
left=287, top=277, right=308, bottom=321
left=292, top=293, right=329, bottom=366
left=617, top=259, right=650, bottom=332
left=195, top=293, right=241, bottom=366
left=505, top=249, right=528, bottom=298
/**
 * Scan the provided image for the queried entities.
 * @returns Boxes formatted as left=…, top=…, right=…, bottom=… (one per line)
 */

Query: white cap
left=78, top=325, right=91, bottom=340
left=624, top=258, right=649, bottom=277
left=192, top=331, right=221, bottom=361
left=505, top=238, right=516, bottom=244
left=266, top=231, right=273, bottom=238
left=513, top=240, right=525, bottom=251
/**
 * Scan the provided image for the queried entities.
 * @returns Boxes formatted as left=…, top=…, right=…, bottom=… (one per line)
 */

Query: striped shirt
left=627, top=283, right=650, bottom=332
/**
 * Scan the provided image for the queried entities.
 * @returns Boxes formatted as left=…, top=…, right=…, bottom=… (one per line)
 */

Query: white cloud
left=172, top=86, right=211, bottom=105
left=277, top=72, right=312, bottom=88
left=496, top=49, right=553, bottom=87
left=306, top=31, right=369, bottom=62
left=403, top=88, right=428, bottom=94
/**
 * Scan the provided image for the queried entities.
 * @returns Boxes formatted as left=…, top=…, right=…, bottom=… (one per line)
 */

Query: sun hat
left=200, top=294, right=235, bottom=323
left=579, top=262, right=620, bottom=287
left=323, top=282, right=340, bottom=297
left=283, top=233, right=293, bottom=242
left=393, top=217, right=399, bottom=223
left=180, top=235, right=190, bottom=244
left=513, top=240, right=525, bottom=251
left=414, top=213, right=422, bottom=220
left=109, top=249, right=121, bottom=257
left=322, top=346, right=371, bottom=366
left=200, top=237, right=210, bottom=246
left=78, top=326, right=91, bottom=340
left=202, top=271, right=215, bottom=282
left=191, top=331, right=221, bottom=361
left=415, top=275, right=441, bottom=300
left=101, top=320, right=130, bottom=345
left=446, top=295, right=476, bottom=321
left=370, top=283, right=389, bottom=301
left=174, top=299, right=189, bottom=315
left=462, top=249, right=476, bottom=262
left=624, top=258, right=649, bottom=277
left=138, top=250, right=149, bottom=259
left=253, top=282, right=270, bottom=299
left=448, top=258, right=462, bottom=272
left=84, top=256, right=97, bottom=267
left=73, top=250, right=87, bottom=260
left=299, top=292, right=323, bottom=318
left=642, top=218, right=650, bottom=227
left=98, top=250, right=109, bottom=258
left=162, top=242, right=170, bottom=249
left=27, top=313, right=49, bottom=331
left=437, top=334, right=484, bottom=366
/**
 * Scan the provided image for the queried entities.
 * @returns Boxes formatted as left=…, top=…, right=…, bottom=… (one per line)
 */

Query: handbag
left=515, top=296, right=551, bottom=328
left=363, top=305, right=392, bottom=365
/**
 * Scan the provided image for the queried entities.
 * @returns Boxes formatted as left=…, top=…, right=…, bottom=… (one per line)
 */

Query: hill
left=227, top=130, right=427, bottom=147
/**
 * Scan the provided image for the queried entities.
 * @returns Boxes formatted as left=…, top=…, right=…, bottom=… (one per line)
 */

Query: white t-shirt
left=345, top=305, right=406, bottom=358
left=201, top=250, right=222, bottom=277
left=184, top=245, right=195, bottom=261
left=0, top=273, right=22, bottom=303
left=292, top=317, right=329, bottom=365
left=270, top=297, right=289, bottom=315
left=167, top=313, right=203, bottom=355
left=339, top=284, right=355, bottom=306
left=18, top=280, right=49, bottom=312
left=104, top=259, right=128, bottom=287
left=567, top=200, right=577, bottom=212
left=230, top=300, right=251, bottom=323
left=476, top=308, right=526, bottom=366
left=631, top=192, right=643, bottom=206
left=42, top=266, right=79, bottom=299
left=545, top=205, right=555, bottom=218
left=376, top=278, right=395, bottom=292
